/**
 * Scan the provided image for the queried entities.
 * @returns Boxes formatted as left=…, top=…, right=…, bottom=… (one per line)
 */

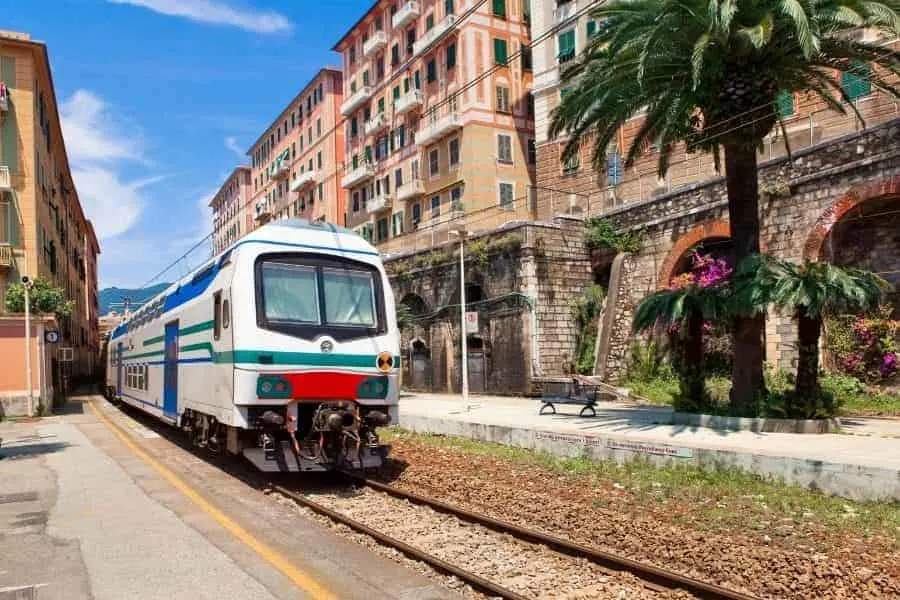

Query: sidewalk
left=397, top=392, right=900, bottom=502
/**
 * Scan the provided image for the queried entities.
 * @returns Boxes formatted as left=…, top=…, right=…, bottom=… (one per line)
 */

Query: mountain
left=99, top=283, right=170, bottom=315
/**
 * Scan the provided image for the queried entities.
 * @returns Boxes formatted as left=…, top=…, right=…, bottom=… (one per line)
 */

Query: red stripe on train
left=279, top=372, right=369, bottom=400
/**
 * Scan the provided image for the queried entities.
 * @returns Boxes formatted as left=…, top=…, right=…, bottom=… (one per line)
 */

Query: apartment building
left=531, top=2, right=899, bottom=217
left=333, top=0, right=536, bottom=253
left=0, top=30, right=101, bottom=388
left=247, top=68, right=346, bottom=230
left=210, top=165, right=250, bottom=254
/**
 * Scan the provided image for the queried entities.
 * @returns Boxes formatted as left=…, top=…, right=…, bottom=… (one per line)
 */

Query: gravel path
left=381, top=437, right=900, bottom=600
left=275, top=486, right=693, bottom=600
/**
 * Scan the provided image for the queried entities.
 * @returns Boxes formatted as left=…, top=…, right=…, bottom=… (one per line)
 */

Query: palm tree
left=736, top=255, right=888, bottom=416
left=549, top=0, right=900, bottom=414
left=633, top=284, right=729, bottom=410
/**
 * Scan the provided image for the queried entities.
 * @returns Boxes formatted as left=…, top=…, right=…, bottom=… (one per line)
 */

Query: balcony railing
left=290, top=170, right=316, bottom=192
left=396, top=179, right=424, bottom=201
left=0, top=244, right=11, bottom=270
left=412, top=14, right=457, bottom=58
left=553, top=0, right=578, bottom=22
left=341, top=163, right=376, bottom=189
left=366, top=193, right=393, bottom=215
left=363, top=31, right=388, bottom=57
left=416, top=111, right=461, bottom=147
left=270, top=162, right=289, bottom=180
left=340, top=85, right=373, bottom=116
left=0, top=166, right=10, bottom=191
left=394, top=89, right=423, bottom=116
left=364, top=112, right=389, bottom=137
left=392, top=1, right=420, bottom=29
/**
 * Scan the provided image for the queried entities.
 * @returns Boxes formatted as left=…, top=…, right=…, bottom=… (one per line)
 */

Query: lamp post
left=450, top=229, right=469, bottom=407
left=22, top=276, right=34, bottom=416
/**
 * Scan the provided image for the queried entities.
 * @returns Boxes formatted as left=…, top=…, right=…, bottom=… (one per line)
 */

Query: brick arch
left=657, top=220, right=731, bottom=289
left=803, top=176, right=900, bottom=261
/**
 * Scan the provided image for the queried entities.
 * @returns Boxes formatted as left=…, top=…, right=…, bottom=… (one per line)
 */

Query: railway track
left=272, top=478, right=762, bottom=600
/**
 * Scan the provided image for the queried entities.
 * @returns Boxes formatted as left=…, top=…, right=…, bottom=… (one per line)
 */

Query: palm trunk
left=724, top=142, right=766, bottom=416
left=794, top=309, right=822, bottom=419
left=679, top=311, right=706, bottom=411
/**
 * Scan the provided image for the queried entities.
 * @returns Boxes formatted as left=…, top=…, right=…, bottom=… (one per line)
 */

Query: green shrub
left=571, top=285, right=606, bottom=375
left=584, top=218, right=641, bottom=253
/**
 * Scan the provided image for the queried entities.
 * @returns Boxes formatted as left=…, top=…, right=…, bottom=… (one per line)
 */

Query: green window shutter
left=393, top=86, right=401, bottom=101
left=403, top=77, right=410, bottom=93
left=427, top=59, right=436, bottom=82
left=492, top=0, right=506, bottom=17
left=776, top=91, right=794, bottom=117
left=494, top=38, right=508, bottom=65
left=445, top=0, right=454, bottom=15
left=841, top=61, right=872, bottom=100
left=1, top=56, right=17, bottom=173
left=447, top=43, right=456, bottom=69
left=364, top=146, right=372, bottom=162
left=426, top=14, right=434, bottom=30
left=363, top=70, right=370, bottom=86
left=586, top=20, right=596, bottom=37
left=414, top=70, right=421, bottom=89
left=378, top=97, right=385, bottom=113
left=558, top=30, right=575, bottom=62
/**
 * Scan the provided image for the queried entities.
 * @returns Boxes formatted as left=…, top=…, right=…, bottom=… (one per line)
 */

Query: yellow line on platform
left=86, top=398, right=337, bottom=600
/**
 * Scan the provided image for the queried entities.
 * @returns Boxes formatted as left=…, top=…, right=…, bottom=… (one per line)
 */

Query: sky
left=7, top=0, right=370, bottom=289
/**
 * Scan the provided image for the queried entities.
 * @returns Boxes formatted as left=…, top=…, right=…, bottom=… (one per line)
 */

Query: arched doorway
left=410, top=338, right=431, bottom=390
left=657, top=220, right=732, bottom=289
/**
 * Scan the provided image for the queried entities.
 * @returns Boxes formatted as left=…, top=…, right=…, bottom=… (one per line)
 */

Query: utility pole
left=22, top=276, right=34, bottom=416
left=451, top=229, right=469, bottom=408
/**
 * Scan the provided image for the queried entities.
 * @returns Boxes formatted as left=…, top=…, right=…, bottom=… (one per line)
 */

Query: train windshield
left=257, top=256, right=384, bottom=341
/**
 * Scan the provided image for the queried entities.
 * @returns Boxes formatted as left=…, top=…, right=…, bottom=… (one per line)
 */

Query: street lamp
left=449, top=229, right=469, bottom=407
left=22, top=275, right=34, bottom=416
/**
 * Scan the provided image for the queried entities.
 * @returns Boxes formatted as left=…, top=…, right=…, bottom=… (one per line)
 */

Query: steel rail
left=271, top=484, right=530, bottom=600
left=362, top=478, right=761, bottom=600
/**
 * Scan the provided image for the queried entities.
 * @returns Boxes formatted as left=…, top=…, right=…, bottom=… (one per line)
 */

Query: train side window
left=223, top=299, right=231, bottom=329
left=213, top=291, right=222, bottom=341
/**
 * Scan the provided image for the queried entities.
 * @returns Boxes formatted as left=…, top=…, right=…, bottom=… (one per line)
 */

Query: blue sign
left=45, top=330, right=60, bottom=344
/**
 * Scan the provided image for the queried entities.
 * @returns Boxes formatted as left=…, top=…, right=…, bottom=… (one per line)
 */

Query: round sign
left=376, top=351, right=394, bottom=372
left=44, top=331, right=60, bottom=344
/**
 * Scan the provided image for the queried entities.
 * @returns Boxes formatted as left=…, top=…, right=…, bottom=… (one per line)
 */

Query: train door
left=116, top=343, right=123, bottom=397
left=163, top=321, right=179, bottom=419
left=213, top=288, right=234, bottom=405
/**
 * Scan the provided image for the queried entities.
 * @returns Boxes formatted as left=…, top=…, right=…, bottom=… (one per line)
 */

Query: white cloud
left=108, top=0, right=292, bottom=34
left=224, top=136, right=246, bottom=160
left=60, top=89, right=159, bottom=240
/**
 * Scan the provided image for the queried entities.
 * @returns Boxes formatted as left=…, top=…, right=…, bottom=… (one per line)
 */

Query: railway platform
left=397, top=392, right=900, bottom=502
left=0, top=394, right=460, bottom=600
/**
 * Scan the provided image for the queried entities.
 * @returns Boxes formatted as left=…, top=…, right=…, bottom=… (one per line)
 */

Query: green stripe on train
left=122, top=343, right=400, bottom=369
left=143, top=320, right=214, bottom=346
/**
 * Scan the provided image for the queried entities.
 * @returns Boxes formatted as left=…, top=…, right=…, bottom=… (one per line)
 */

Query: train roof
left=110, top=219, right=379, bottom=340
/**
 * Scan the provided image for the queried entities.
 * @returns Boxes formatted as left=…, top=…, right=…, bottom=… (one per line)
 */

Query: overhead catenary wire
left=139, top=5, right=897, bottom=289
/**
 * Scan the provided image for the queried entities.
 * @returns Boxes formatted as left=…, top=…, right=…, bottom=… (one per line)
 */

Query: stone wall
left=386, top=217, right=593, bottom=395
left=595, top=119, right=900, bottom=377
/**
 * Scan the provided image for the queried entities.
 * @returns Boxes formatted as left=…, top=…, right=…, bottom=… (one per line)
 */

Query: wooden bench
left=539, top=380, right=598, bottom=417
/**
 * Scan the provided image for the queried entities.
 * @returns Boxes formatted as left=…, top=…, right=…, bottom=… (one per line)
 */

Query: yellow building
left=0, top=30, right=101, bottom=383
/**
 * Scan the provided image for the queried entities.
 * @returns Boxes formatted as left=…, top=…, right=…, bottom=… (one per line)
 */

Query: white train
left=105, top=219, right=400, bottom=472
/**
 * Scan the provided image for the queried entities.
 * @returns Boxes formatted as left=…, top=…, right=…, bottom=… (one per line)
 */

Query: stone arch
left=803, top=176, right=900, bottom=261
left=399, top=292, right=428, bottom=316
left=657, top=220, right=731, bottom=289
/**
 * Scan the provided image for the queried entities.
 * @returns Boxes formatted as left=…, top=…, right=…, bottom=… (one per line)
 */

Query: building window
left=349, top=46, right=356, bottom=65
left=527, top=139, right=536, bottom=164
left=318, top=183, right=323, bottom=201
left=499, top=182, right=514, bottom=209
left=317, top=151, right=323, bottom=169
left=493, top=38, right=508, bottom=65
left=587, top=19, right=597, bottom=37
left=316, top=118, right=322, bottom=136
left=445, top=0, right=455, bottom=15
left=451, top=186, right=463, bottom=212
left=392, top=211, right=404, bottom=236
left=776, top=91, right=794, bottom=117
left=427, top=59, right=437, bottom=83
left=353, top=191, right=360, bottom=212
left=564, top=153, right=580, bottom=174
left=492, top=0, right=506, bottom=18
left=363, top=70, right=371, bottom=86
left=558, top=30, right=576, bottom=63
left=841, top=61, right=871, bottom=100
left=429, top=149, right=440, bottom=176
left=521, top=45, right=532, bottom=70
left=350, top=118, right=358, bottom=137
left=496, top=86, right=511, bottom=113
left=378, top=96, right=386, bottom=113
left=449, top=138, right=460, bottom=166
left=376, top=217, right=389, bottom=242
left=426, top=13, right=434, bottom=30
left=395, top=168, right=403, bottom=188
left=607, top=151, right=623, bottom=186
left=391, top=44, right=400, bottom=66
left=406, top=28, right=416, bottom=55
left=430, top=195, right=441, bottom=217
left=412, top=202, right=421, bottom=224
left=497, top=134, right=513, bottom=164
left=447, top=43, right=457, bottom=69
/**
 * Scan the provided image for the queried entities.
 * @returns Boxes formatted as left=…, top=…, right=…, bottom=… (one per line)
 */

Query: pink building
left=210, top=165, right=251, bottom=254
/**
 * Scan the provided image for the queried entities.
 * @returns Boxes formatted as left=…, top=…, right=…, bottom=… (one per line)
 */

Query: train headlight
left=357, top=376, right=389, bottom=399
left=257, top=376, right=292, bottom=399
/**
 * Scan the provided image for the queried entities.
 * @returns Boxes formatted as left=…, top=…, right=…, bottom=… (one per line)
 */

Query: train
left=104, top=219, right=400, bottom=472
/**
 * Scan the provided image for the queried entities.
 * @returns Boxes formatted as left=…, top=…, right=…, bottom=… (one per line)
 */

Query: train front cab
left=231, top=248, right=400, bottom=473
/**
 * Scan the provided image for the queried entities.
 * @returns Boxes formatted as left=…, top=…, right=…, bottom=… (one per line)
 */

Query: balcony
left=364, top=112, right=389, bottom=137
left=394, top=89, right=423, bottom=116
left=412, top=14, right=457, bottom=58
left=255, top=203, right=272, bottom=223
left=290, top=170, right=316, bottom=192
left=340, top=86, right=373, bottom=116
left=341, top=163, right=376, bottom=189
left=363, top=31, right=388, bottom=57
left=0, top=244, right=11, bottom=270
left=416, top=111, right=461, bottom=147
left=0, top=166, right=10, bottom=191
left=366, top=193, right=393, bottom=215
left=396, top=179, right=424, bottom=201
left=553, top=0, right=578, bottom=22
left=392, top=1, right=420, bottom=29
left=270, top=161, right=289, bottom=180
